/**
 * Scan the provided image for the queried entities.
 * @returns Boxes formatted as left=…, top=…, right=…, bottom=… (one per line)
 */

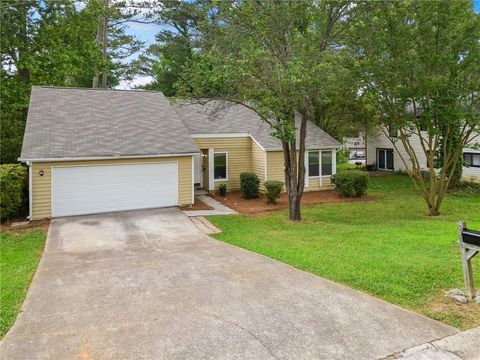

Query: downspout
left=26, top=161, right=32, bottom=220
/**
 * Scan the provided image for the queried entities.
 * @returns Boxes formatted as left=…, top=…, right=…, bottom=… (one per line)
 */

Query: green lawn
left=209, top=174, right=480, bottom=329
left=1, top=228, right=46, bottom=337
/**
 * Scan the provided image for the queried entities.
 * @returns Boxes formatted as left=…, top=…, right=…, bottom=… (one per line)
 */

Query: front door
left=377, top=148, right=394, bottom=171
left=194, top=153, right=203, bottom=187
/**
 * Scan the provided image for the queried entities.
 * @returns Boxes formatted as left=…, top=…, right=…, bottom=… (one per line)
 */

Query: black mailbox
left=462, top=228, right=480, bottom=247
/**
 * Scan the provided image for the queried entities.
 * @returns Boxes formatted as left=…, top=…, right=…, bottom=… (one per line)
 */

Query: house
left=366, top=126, right=480, bottom=182
left=463, top=148, right=480, bottom=182
left=343, top=135, right=365, bottom=160
left=19, top=86, right=341, bottom=220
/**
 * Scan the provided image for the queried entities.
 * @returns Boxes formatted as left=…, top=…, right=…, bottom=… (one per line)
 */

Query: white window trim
left=213, top=151, right=228, bottom=182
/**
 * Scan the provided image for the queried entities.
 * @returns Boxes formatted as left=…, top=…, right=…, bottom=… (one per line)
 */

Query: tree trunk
left=101, top=0, right=108, bottom=88
left=282, top=112, right=308, bottom=222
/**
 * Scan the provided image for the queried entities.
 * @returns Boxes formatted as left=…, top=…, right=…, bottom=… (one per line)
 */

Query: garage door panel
left=52, top=162, right=178, bottom=217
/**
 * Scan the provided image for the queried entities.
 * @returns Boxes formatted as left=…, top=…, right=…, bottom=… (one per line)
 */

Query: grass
left=209, top=174, right=480, bottom=329
left=336, top=162, right=358, bottom=172
left=0, top=228, right=46, bottom=338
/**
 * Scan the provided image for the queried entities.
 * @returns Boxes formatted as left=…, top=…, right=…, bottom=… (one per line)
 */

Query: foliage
left=218, top=183, right=227, bottom=196
left=332, top=170, right=369, bottom=197
left=0, top=0, right=142, bottom=163
left=449, top=180, right=480, bottom=198
left=135, top=0, right=207, bottom=96
left=336, top=148, right=350, bottom=164
left=1, top=228, right=46, bottom=337
left=0, top=164, right=27, bottom=220
left=176, top=0, right=353, bottom=221
left=337, top=162, right=357, bottom=172
left=240, top=172, right=260, bottom=199
left=264, top=181, right=284, bottom=204
left=208, top=175, right=480, bottom=329
left=351, top=0, right=480, bottom=215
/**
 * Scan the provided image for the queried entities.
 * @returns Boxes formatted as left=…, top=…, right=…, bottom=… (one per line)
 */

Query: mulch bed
left=179, top=198, right=213, bottom=211
left=1, top=218, right=50, bottom=232
left=210, top=190, right=374, bottom=216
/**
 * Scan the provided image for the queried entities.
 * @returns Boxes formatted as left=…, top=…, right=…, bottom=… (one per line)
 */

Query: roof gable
left=173, top=101, right=341, bottom=150
left=20, top=87, right=199, bottom=160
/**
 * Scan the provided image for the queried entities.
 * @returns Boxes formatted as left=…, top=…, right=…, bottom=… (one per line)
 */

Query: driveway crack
left=198, top=309, right=278, bottom=359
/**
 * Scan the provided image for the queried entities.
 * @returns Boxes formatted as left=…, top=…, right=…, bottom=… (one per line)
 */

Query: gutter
left=18, top=152, right=200, bottom=163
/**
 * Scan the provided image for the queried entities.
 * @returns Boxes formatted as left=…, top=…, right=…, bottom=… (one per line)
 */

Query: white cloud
left=115, top=75, right=155, bottom=89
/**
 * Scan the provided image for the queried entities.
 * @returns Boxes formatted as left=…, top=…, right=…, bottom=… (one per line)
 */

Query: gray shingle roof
left=20, top=86, right=199, bottom=160
left=173, top=101, right=341, bottom=150
left=20, top=87, right=341, bottom=161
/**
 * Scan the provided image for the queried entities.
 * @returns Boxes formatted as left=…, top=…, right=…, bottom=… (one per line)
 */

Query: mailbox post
left=458, top=221, right=480, bottom=300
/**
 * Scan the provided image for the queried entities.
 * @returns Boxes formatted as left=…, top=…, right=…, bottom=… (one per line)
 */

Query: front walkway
left=1, top=208, right=456, bottom=359
left=183, top=194, right=238, bottom=216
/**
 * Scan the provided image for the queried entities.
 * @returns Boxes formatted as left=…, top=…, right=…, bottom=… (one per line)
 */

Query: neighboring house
left=343, top=135, right=365, bottom=159
left=366, top=126, right=480, bottom=182
left=366, top=126, right=427, bottom=172
left=463, top=148, right=480, bottom=182
left=19, top=86, right=341, bottom=220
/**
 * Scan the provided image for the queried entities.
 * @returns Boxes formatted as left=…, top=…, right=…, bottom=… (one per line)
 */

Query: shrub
left=1, top=164, right=27, bottom=220
left=336, top=147, right=350, bottom=164
left=240, top=172, right=260, bottom=199
left=264, top=181, right=284, bottom=204
left=332, top=170, right=369, bottom=197
left=218, top=183, right=227, bottom=196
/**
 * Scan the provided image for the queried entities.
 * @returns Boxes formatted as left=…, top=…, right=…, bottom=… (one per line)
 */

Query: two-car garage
left=51, top=162, right=179, bottom=217
left=28, top=156, right=194, bottom=220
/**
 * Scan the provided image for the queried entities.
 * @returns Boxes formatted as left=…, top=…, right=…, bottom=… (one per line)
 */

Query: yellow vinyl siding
left=266, top=151, right=285, bottom=182
left=304, top=176, right=333, bottom=191
left=31, top=156, right=193, bottom=220
left=251, top=140, right=266, bottom=189
left=193, top=137, right=252, bottom=191
left=267, top=151, right=334, bottom=191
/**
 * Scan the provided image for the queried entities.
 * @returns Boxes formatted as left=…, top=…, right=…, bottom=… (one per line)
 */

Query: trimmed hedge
left=240, top=172, right=260, bottom=199
left=264, top=181, right=284, bottom=204
left=332, top=170, right=369, bottom=197
left=1, top=164, right=27, bottom=220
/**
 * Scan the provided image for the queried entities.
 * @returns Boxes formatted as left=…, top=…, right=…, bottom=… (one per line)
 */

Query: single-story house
left=366, top=126, right=480, bottom=182
left=20, top=86, right=341, bottom=220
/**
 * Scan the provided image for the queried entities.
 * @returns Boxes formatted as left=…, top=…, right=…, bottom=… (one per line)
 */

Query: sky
left=117, top=0, right=480, bottom=89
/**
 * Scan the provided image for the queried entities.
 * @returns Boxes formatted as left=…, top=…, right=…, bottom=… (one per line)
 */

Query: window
left=321, top=151, right=333, bottom=175
left=308, top=151, right=319, bottom=177
left=464, top=153, right=480, bottom=168
left=214, top=152, right=227, bottom=180
left=388, top=124, right=398, bottom=138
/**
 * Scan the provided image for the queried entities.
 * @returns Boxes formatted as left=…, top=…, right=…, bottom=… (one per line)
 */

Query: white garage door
left=51, top=162, right=178, bottom=217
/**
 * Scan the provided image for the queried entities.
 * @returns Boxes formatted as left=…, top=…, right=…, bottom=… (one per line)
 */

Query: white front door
left=51, top=162, right=178, bottom=217
left=194, top=153, right=203, bottom=186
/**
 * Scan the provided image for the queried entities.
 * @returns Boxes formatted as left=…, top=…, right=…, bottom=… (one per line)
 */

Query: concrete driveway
left=1, top=208, right=456, bottom=359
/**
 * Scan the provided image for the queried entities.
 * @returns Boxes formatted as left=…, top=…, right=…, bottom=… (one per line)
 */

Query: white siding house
left=366, top=126, right=427, bottom=172
left=463, top=148, right=480, bottom=182
left=366, top=127, right=479, bottom=183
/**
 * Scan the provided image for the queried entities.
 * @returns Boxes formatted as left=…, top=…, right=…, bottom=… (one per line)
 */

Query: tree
left=135, top=0, right=209, bottom=95
left=89, top=0, right=144, bottom=88
left=177, top=0, right=352, bottom=221
left=0, top=0, right=102, bottom=163
left=351, top=0, right=480, bottom=215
